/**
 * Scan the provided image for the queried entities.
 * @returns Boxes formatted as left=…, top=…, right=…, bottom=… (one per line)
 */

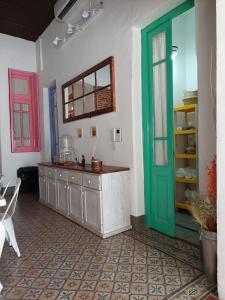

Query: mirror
left=96, top=65, right=110, bottom=88
left=73, top=80, right=83, bottom=99
left=84, top=73, right=95, bottom=94
left=62, top=56, right=115, bottom=122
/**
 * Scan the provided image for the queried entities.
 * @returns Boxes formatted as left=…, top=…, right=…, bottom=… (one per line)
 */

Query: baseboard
left=130, top=215, right=145, bottom=232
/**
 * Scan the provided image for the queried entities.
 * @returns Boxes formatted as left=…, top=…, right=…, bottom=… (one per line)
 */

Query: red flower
left=207, top=156, right=217, bottom=206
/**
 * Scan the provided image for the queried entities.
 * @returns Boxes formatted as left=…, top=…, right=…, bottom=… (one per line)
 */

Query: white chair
left=0, top=175, right=3, bottom=195
left=0, top=178, right=21, bottom=257
left=0, top=222, right=5, bottom=293
left=0, top=179, right=11, bottom=199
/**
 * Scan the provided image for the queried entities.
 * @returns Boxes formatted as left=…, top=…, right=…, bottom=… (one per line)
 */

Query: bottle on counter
left=81, top=155, right=85, bottom=167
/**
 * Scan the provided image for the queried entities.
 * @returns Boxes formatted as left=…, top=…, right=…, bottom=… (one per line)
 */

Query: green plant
left=190, top=157, right=217, bottom=232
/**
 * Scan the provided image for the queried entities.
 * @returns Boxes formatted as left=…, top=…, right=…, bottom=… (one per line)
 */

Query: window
left=62, top=56, right=115, bottom=122
left=8, top=69, right=40, bottom=152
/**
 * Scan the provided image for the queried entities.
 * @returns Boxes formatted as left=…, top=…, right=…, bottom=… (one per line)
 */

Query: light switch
left=112, top=128, right=122, bottom=142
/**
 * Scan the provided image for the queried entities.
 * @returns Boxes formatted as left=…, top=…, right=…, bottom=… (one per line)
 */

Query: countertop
left=38, top=162, right=130, bottom=174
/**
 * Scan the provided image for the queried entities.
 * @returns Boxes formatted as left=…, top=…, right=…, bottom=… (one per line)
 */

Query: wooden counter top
left=38, top=162, right=129, bottom=174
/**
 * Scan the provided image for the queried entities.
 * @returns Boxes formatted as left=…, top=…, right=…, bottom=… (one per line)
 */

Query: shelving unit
left=174, top=104, right=198, bottom=211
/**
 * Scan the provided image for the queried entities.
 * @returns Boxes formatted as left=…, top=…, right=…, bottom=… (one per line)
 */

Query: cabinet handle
left=88, top=179, right=91, bottom=184
left=64, top=185, right=67, bottom=189
left=67, top=185, right=70, bottom=190
left=59, top=174, right=62, bottom=177
left=72, top=176, right=75, bottom=180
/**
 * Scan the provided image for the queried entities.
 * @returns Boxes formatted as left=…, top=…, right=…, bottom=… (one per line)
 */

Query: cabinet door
left=68, top=183, right=83, bottom=223
left=48, top=178, right=57, bottom=209
left=57, top=180, right=69, bottom=215
left=83, top=187, right=102, bottom=233
left=39, top=176, right=47, bottom=203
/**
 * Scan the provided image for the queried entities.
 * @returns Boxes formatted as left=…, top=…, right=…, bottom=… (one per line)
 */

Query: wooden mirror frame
left=62, top=56, right=115, bottom=123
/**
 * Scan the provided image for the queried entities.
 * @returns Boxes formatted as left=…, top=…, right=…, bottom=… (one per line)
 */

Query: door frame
left=48, top=83, right=59, bottom=161
left=142, top=0, right=194, bottom=231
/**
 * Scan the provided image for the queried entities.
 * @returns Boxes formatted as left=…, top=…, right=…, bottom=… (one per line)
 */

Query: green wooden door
left=142, top=20, right=175, bottom=237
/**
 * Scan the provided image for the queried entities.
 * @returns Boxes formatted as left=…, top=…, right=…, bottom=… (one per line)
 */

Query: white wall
left=195, top=0, right=216, bottom=193
left=172, top=7, right=197, bottom=106
left=0, top=34, right=41, bottom=185
left=217, top=0, right=224, bottom=298
left=185, top=8, right=197, bottom=91
left=37, top=0, right=184, bottom=217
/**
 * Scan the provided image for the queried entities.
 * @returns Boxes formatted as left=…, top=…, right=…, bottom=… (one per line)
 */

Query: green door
left=142, top=20, right=175, bottom=237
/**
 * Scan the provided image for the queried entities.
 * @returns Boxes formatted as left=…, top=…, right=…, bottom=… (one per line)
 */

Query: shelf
left=176, top=177, right=197, bottom=184
left=175, top=129, right=196, bottom=135
left=174, top=104, right=196, bottom=113
left=175, top=154, right=196, bottom=159
left=176, top=202, right=191, bottom=210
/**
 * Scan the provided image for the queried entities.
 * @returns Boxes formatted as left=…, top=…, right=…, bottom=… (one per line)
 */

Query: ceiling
left=0, top=0, right=58, bottom=41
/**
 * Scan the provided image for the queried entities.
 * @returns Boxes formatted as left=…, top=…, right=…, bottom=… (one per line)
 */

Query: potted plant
left=190, top=157, right=217, bottom=282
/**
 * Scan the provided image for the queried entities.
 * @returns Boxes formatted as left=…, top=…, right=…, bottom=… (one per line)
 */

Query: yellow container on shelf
left=183, top=90, right=198, bottom=105
left=183, top=97, right=197, bottom=105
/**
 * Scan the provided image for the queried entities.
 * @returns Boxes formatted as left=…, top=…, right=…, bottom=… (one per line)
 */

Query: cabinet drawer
left=46, top=168, right=57, bottom=178
left=83, top=173, right=101, bottom=190
left=67, top=171, right=82, bottom=185
left=56, top=169, right=68, bottom=181
left=39, top=166, right=46, bottom=177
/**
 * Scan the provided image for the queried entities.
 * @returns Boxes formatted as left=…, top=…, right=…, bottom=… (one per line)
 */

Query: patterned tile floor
left=0, top=194, right=216, bottom=300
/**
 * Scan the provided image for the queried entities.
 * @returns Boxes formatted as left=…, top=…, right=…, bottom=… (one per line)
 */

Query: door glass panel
left=13, top=103, right=20, bottom=111
left=24, top=139, right=31, bottom=146
left=22, top=112, right=30, bottom=138
left=154, top=140, right=168, bottom=166
left=14, top=139, right=22, bottom=147
left=152, top=32, right=166, bottom=63
left=22, top=104, right=29, bottom=111
left=13, top=112, right=21, bottom=138
left=84, top=94, right=95, bottom=113
left=153, top=62, right=167, bottom=138
left=12, top=78, right=28, bottom=95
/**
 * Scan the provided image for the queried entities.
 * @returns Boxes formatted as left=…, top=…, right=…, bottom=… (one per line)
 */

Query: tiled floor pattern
left=0, top=195, right=216, bottom=299
left=126, top=228, right=202, bottom=271
left=176, top=212, right=200, bottom=246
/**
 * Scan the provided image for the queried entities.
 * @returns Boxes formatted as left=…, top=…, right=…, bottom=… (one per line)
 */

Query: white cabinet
left=39, top=176, right=47, bottom=204
left=83, top=187, right=101, bottom=233
left=38, top=165, right=131, bottom=238
left=68, top=183, right=83, bottom=224
left=57, top=180, right=69, bottom=215
left=48, top=177, right=57, bottom=208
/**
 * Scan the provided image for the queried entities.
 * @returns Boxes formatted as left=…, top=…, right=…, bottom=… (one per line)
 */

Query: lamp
left=67, top=24, right=80, bottom=34
left=82, top=9, right=90, bottom=19
left=172, top=46, right=178, bottom=60
left=52, top=37, right=65, bottom=46
left=52, top=0, right=104, bottom=47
